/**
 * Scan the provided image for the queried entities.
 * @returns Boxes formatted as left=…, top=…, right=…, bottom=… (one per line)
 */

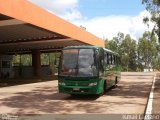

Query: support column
left=32, top=50, right=41, bottom=77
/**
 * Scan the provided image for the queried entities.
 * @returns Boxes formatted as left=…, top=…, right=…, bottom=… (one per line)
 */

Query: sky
left=29, top=0, right=153, bottom=40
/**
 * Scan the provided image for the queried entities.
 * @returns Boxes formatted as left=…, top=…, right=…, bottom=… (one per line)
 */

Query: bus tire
left=114, top=76, right=118, bottom=88
left=103, top=81, right=107, bottom=94
left=99, top=81, right=106, bottom=96
left=70, top=94, right=78, bottom=97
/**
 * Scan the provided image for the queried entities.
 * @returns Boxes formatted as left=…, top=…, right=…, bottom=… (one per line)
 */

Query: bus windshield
left=59, top=49, right=98, bottom=77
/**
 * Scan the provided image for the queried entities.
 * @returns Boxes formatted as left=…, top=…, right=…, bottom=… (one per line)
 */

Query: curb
left=144, top=75, right=156, bottom=120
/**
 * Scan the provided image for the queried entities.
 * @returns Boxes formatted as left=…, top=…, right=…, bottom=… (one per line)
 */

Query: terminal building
left=0, top=0, right=104, bottom=79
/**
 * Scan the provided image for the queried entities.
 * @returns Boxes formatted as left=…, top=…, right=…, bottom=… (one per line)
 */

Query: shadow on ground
left=0, top=74, right=153, bottom=114
left=106, top=81, right=152, bottom=98
left=0, top=75, right=57, bottom=87
left=109, top=74, right=153, bottom=95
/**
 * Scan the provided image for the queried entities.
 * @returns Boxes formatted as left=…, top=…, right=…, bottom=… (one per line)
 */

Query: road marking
left=144, top=75, right=156, bottom=120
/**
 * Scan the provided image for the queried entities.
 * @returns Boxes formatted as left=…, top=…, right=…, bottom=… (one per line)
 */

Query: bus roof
left=63, top=46, right=100, bottom=50
left=103, top=48, right=119, bottom=56
left=63, top=46, right=119, bottom=56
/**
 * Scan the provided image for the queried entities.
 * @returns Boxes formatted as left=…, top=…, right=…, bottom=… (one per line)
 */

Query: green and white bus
left=58, top=46, right=121, bottom=95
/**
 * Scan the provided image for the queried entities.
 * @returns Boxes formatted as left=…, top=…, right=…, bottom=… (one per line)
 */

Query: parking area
left=0, top=72, right=155, bottom=116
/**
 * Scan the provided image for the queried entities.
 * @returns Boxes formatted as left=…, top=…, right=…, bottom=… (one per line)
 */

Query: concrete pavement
left=0, top=72, right=155, bottom=116
left=152, top=73, right=160, bottom=114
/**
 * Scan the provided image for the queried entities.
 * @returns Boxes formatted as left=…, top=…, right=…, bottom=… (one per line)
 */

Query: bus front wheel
left=98, top=81, right=107, bottom=96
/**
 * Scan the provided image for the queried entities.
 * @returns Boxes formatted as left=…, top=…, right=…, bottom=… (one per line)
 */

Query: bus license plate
left=73, top=88, right=80, bottom=91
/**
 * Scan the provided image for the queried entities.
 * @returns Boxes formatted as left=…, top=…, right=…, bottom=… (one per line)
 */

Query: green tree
left=120, top=34, right=137, bottom=71
left=105, top=39, right=118, bottom=52
left=151, top=57, right=160, bottom=71
left=138, top=31, right=158, bottom=70
left=105, top=33, right=137, bottom=71
left=105, top=32, right=124, bottom=53
left=142, top=0, right=160, bottom=42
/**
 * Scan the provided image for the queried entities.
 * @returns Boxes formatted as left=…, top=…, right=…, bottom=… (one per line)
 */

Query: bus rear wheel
left=102, top=81, right=107, bottom=95
left=114, top=76, right=118, bottom=88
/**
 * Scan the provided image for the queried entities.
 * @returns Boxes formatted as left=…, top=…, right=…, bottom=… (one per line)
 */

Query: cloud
left=29, top=0, right=83, bottom=20
left=72, top=10, right=154, bottom=40
left=29, top=0, right=154, bottom=40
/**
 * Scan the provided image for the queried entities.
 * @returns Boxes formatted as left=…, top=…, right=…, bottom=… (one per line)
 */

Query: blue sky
left=29, top=0, right=152, bottom=40
left=78, top=0, right=145, bottom=18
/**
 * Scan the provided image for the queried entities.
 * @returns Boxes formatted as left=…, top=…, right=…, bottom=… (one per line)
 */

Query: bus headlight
left=89, top=82, right=97, bottom=86
left=59, top=82, right=66, bottom=86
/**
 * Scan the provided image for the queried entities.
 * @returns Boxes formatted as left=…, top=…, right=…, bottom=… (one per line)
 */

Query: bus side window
left=116, top=56, right=119, bottom=65
left=107, top=53, right=110, bottom=64
left=116, top=56, right=118, bottom=65
left=115, top=56, right=117, bottom=65
left=113, top=55, right=117, bottom=65
left=118, top=57, right=121, bottom=65
left=99, top=54, right=104, bottom=72
left=104, top=52, right=107, bottom=65
left=112, top=55, right=115, bottom=65
left=109, top=54, right=112, bottom=64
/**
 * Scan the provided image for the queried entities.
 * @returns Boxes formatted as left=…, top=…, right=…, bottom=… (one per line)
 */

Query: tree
left=137, top=31, right=158, bottom=70
left=105, top=39, right=118, bottom=52
left=105, top=32, right=124, bottom=53
left=142, top=0, right=160, bottom=42
left=105, top=33, right=137, bottom=71
left=105, top=31, right=159, bottom=71
left=151, top=56, right=160, bottom=71
left=120, top=34, right=137, bottom=71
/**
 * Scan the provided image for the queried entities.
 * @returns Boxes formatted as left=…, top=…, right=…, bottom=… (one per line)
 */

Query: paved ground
left=152, top=73, right=160, bottom=114
left=0, top=72, right=155, bottom=116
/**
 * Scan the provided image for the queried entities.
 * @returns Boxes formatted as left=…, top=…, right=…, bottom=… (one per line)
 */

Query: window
left=21, top=54, right=32, bottom=66
left=12, top=54, right=32, bottom=66
left=106, top=53, right=111, bottom=64
left=12, top=55, right=20, bottom=66
left=109, top=54, right=112, bottom=64
left=104, top=52, right=118, bottom=65
left=114, top=56, right=117, bottom=65
left=2, top=61, right=10, bottom=68
left=41, top=53, right=50, bottom=65
left=112, top=55, right=115, bottom=65
left=60, top=49, right=98, bottom=77
left=104, top=52, right=108, bottom=65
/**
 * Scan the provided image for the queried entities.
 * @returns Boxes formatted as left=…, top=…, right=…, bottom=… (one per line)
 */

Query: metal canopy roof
left=0, top=1, right=104, bottom=53
left=0, top=15, right=74, bottom=53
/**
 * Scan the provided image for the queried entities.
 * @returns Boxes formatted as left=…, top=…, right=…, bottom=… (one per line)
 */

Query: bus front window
left=60, top=49, right=98, bottom=77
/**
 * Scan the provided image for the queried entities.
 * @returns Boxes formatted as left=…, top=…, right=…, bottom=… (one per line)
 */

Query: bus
left=58, top=46, right=121, bottom=95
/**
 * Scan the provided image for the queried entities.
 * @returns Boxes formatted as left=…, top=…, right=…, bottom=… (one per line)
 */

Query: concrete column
left=32, top=50, right=41, bottom=77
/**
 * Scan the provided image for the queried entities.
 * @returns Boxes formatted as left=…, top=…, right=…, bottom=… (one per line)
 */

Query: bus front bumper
left=58, top=85, right=102, bottom=95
